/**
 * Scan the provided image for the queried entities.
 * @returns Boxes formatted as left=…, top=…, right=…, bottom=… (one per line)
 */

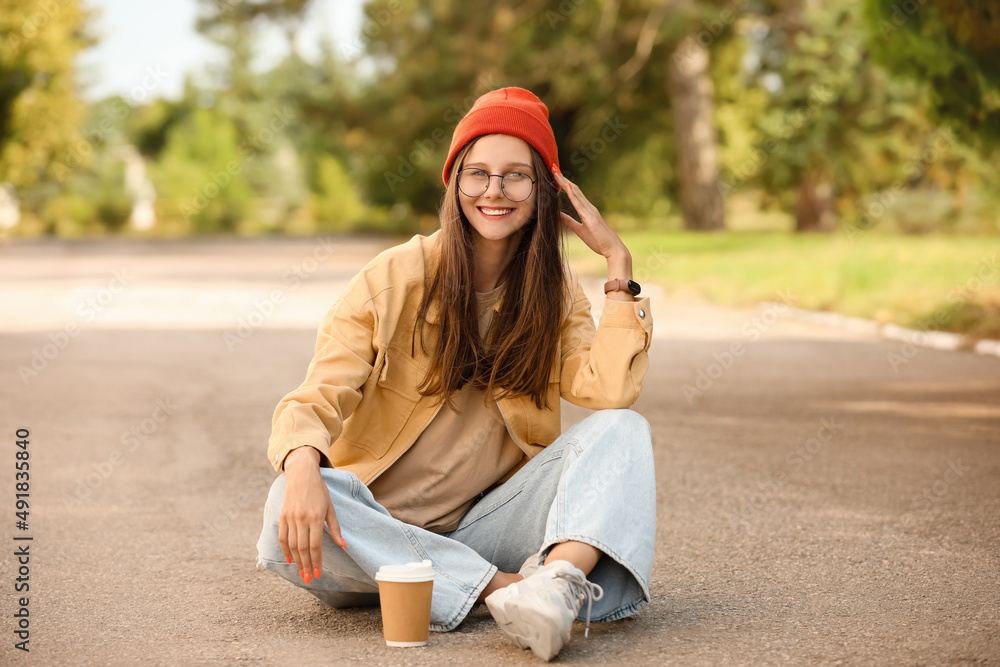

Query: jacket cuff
left=599, top=296, right=652, bottom=333
left=269, top=442, right=334, bottom=473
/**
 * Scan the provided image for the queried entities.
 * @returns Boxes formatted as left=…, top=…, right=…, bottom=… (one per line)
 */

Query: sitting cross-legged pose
left=256, top=87, right=656, bottom=662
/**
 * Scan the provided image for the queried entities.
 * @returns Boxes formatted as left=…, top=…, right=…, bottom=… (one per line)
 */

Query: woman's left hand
left=551, top=165, right=629, bottom=261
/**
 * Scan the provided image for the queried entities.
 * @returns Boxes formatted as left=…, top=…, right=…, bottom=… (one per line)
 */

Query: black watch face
left=627, top=280, right=641, bottom=296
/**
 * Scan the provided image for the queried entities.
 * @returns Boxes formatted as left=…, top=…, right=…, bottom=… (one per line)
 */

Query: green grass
left=565, top=230, right=1000, bottom=339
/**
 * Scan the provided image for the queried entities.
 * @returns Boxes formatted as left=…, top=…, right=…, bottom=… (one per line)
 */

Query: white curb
left=761, top=303, right=1000, bottom=359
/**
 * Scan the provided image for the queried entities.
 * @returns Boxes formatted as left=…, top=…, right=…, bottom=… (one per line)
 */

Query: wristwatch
left=604, top=278, right=641, bottom=296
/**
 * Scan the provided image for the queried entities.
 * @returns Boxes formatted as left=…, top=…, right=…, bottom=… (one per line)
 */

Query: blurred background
left=1, top=0, right=998, bottom=337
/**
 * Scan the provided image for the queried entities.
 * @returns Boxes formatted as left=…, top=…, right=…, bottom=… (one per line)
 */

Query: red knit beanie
left=442, top=87, right=559, bottom=185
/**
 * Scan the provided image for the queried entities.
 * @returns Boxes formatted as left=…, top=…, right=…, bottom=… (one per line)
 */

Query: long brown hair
left=417, top=137, right=565, bottom=410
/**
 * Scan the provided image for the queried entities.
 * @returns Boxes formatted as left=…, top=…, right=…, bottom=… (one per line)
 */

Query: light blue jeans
left=256, top=409, right=656, bottom=631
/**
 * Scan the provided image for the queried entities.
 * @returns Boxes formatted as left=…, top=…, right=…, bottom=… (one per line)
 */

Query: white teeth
left=481, top=208, right=513, bottom=215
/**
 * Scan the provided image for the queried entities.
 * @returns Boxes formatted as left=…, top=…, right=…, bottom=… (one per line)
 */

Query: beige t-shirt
left=368, top=284, right=526, bottom=533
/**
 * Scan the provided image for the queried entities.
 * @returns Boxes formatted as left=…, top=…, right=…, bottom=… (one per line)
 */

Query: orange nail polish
left=299, top=569, right=305, bottom=579
left=286, top=556, right=292, bottom=564
left=314, top=568, right=321, bottom=579
left=304, top=573, right=312, bottom=584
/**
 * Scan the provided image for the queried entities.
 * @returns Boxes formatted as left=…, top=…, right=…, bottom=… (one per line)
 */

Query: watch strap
left=604, top=278, right=641, bottom=296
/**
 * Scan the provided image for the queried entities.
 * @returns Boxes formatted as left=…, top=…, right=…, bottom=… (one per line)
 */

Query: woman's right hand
left=278, top=446, right=347, bottom=583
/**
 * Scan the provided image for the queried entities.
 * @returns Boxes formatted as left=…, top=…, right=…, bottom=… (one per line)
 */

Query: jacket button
left=638, top=309, right=646, bottom=319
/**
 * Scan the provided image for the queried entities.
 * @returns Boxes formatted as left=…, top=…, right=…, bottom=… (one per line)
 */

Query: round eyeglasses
left=457, top=168, right=536, bottom=202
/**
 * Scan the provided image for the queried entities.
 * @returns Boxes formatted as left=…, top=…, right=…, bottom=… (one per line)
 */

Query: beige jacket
left=268, top=231, right=653, bottom=483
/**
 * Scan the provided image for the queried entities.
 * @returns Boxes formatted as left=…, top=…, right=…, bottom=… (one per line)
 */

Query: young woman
left=256, top=87, right=656, bottom=661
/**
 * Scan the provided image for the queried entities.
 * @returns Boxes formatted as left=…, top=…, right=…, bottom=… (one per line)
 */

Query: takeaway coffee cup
left=374, top=560, right=435, bottom=647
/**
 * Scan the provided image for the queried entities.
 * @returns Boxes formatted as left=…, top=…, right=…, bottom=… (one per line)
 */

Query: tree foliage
left=5, top=0, right=999, bottom=238
left=737, top=1, right=937, bottom=229
left=152, top=107, right=254, bottom=233
left=0, top=0, right=94, bottom=188
left=863, top=0, right=1000, bottom=150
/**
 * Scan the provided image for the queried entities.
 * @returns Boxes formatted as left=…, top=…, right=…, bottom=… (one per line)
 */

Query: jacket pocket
left=340, top=349, right=421, bottom=459
left=378, top=348, right=423, bottom=399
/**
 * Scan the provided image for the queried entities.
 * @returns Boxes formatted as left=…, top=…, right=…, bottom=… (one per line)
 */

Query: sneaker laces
left=554, top=569, right=604, bottom=638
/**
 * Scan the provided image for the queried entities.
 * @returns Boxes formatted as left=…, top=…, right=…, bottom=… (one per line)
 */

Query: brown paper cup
left=375, top=560, right=435, bottom=647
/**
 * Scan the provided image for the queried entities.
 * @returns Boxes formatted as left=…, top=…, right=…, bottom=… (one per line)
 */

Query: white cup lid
left=375, top=559, right=435, bottom=583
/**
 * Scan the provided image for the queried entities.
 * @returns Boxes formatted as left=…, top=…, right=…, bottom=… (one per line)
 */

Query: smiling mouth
left=478, top=207, right=514, bottom=218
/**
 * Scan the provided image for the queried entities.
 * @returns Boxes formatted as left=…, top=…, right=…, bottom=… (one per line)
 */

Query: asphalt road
left=1, top=236, right=997, bottom=666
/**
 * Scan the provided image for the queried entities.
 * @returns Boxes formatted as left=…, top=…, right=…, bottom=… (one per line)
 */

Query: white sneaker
left=485, top=560, right=604, bottom=661
left=517, top=549, right=544, bottom=579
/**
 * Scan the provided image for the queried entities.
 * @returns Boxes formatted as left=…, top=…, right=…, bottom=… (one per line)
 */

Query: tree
left=737, top=0, right=938, bottom=231
left=863, top=0, right=1000, bottom=151
left=668, top=36, right=725, bottom=230
left=196, top=0, right=311, bottom=50
left=151, top=108, right=254, bottom=232
left=311, top=155, right=366, bottom=229
left=190, top=0, right=317, bottom=230
left=0, top=0, right=94, bottom=189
